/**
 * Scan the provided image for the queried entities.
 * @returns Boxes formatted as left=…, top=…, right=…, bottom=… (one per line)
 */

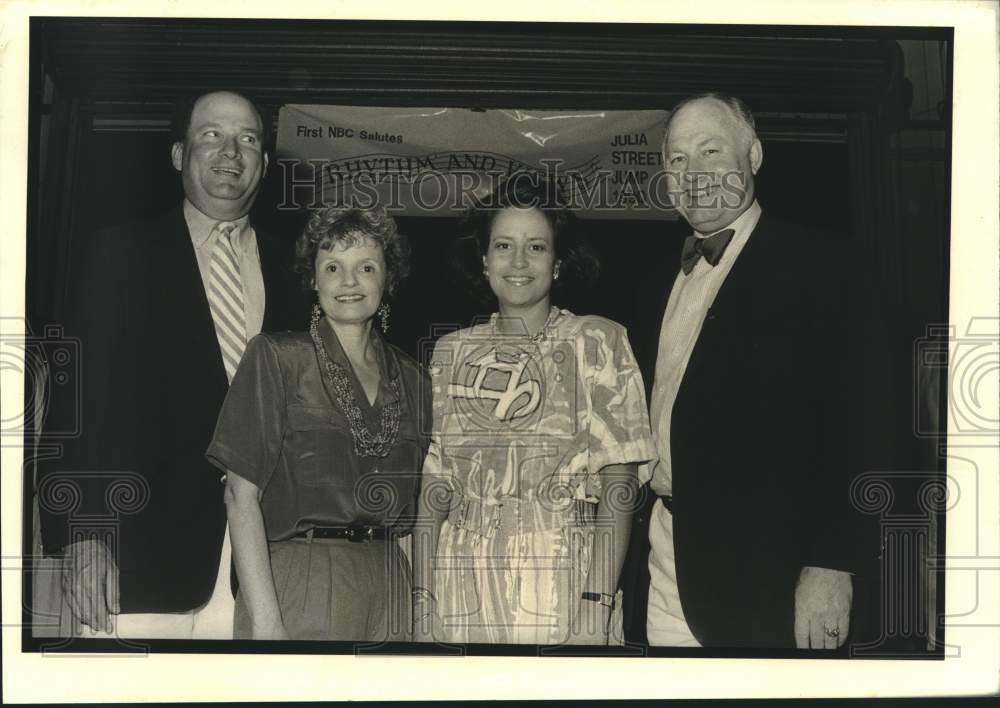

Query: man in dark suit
left=644, top=93, right=864, bottom=648
left=38, top=90, right=298, bottom=638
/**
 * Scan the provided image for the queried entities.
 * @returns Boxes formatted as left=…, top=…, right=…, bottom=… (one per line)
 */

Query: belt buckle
left=346, top=526, right=374, bottom=543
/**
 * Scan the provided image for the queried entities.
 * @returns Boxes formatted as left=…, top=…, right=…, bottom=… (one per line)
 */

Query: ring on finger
left=823, top=626, right=840, bottom=638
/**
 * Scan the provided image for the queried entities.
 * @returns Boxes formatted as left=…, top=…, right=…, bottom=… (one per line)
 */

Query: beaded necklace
left=309, top=304, right=400, bottom=458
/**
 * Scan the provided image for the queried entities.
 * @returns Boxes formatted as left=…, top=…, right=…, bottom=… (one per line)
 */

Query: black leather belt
left=295, top=526, right=390, bottom=542
left=659, top=495, right=673, bottom=513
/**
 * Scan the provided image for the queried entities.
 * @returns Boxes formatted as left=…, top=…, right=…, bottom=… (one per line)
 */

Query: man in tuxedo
left=38, top=90, right=298, bottom=639
left=644, top=93, right=863, bottom=648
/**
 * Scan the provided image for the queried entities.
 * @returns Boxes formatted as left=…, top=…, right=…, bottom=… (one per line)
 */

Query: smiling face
left=171, top=91, right=268, bottom=221
left=663, top=97, right=763, bottom=234
left=483, top=206, right=558, bottom=315
left=314, top=235, right=387, bottom=327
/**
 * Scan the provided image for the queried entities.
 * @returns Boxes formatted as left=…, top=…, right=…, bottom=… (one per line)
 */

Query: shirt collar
left=317, top=316, right=401, bottom=406
left=183, top=199, right=252, bottom=251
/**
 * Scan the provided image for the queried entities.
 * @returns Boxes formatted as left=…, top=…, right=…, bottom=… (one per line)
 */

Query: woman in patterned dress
left=412, top=178, right=656, bottom=645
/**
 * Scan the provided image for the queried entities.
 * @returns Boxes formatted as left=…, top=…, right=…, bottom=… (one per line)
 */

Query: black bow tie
left=680, top=228, right=735, bottom=275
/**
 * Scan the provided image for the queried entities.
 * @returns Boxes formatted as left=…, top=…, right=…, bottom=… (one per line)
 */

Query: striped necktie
left=207, top=221, right=246, bottom=383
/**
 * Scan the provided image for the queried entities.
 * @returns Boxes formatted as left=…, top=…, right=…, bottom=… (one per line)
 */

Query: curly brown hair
left=294, top=204, right=411, bottom=298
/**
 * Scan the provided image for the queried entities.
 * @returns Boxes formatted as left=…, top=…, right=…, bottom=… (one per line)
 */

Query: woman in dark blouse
left=207, top=204, right=430, bottom=641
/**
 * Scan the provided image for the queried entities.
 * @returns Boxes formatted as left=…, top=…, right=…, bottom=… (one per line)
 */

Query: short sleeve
left=205, top=334, right=287, bottom=490
left=420, top=336, right=456, bottom=484
left=582, top=321, right=657, bottom=476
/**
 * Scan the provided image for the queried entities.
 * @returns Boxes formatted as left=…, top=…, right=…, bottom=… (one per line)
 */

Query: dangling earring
left=553, top=262, right=561, bottom=280
left=377, top=302, right=391, bottom=333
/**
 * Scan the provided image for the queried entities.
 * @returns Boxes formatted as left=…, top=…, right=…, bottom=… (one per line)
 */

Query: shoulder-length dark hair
left=454, top=174, right=600, bottom=305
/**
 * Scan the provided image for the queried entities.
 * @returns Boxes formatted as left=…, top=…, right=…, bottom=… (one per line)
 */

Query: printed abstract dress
left=423, top=309, right=655, bottom=644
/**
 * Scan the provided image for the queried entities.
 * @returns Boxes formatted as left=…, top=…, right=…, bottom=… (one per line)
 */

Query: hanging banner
left=275, top=105, right=676, bottom=220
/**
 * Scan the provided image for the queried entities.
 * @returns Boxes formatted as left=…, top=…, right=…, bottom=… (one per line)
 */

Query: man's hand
left=61, top=538, right=119, bottom=633
left=794, top=565, right=852, bottom=649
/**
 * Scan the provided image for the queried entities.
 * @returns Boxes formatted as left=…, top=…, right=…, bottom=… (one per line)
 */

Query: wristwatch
left=581, top=591, right=615, bottom=609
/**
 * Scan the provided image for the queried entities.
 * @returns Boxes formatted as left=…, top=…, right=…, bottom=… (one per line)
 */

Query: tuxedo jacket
left=38, top=206, right=303, bottom=613
left=667, top=213, right=873, bottom=648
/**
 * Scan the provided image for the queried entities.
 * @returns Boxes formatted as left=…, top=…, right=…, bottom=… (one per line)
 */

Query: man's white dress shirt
left=645, top=201, right=761, bottom=646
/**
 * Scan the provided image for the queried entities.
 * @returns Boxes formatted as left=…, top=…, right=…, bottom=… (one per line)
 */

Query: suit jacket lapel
left=150, top=206, right=229, bottom=389
left=681, top=213, right=774, bottom=385
left=705, top=212, right=773, bottom=324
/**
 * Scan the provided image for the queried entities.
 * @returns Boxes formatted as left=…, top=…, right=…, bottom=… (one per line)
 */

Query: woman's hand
left=411, top=589, right=444, bottom=643
left=569, top=463, right=637, bottom=646
left=567, top=598, right=611, bottom=646
left=412, top=608, right=444, bottom=644
left=225, top=473, right=286, bottom=641
left=251, top=617, right=290, bottom=641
